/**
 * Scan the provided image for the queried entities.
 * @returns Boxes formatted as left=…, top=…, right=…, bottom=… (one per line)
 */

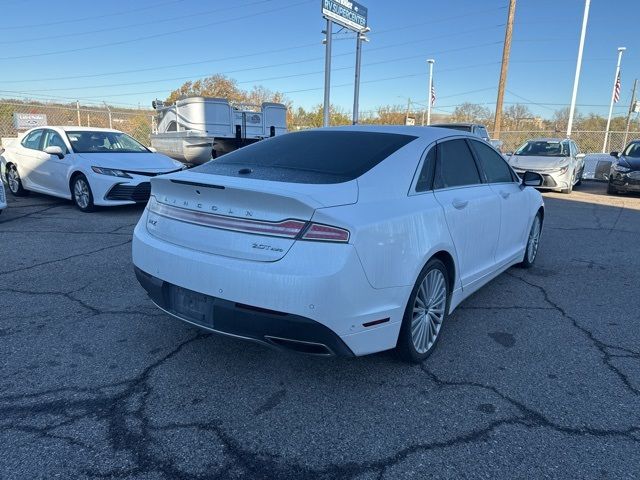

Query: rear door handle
left=452, top=199, right=469, bottom=210
left=500, top=191, right=510, bottom=199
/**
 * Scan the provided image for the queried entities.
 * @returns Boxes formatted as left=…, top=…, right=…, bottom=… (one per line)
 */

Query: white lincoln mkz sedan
left=1, top=127, right=184, bottom=211
left=133, top=126, right=544, bottom=362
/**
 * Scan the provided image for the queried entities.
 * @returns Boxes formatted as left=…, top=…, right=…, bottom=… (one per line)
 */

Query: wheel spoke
left=411, top=268, right=448, bottom=355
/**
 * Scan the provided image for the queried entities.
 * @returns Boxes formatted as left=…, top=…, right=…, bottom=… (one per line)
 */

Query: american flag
left=430, top=83, right=436, bottom=106
left=613, top=72, right=621, bottom=103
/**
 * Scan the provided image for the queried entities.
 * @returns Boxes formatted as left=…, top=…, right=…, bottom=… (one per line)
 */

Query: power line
left=1, top=0, right=185, bottom=30
left=0, top=8, right=508, bottom=84
left=0, top=0, right=314, bottom=61
left=0, top=0, right=274, bottom=46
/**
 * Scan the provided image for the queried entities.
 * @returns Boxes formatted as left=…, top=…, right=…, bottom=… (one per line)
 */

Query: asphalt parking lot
left=1, top=182, right=639, bottom=479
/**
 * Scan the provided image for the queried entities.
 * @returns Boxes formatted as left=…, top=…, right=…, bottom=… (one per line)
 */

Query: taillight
left=148, top=197, right=349, bottom=243
left=301, top=223, right=350, bottom=243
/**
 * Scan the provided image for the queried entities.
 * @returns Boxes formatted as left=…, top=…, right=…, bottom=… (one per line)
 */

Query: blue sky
left=0, top=0, right=637, bottom=118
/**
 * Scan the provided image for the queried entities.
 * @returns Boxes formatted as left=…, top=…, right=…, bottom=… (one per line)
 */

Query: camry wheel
left=397, top=258, right=449, bottom=363
left=6, top=165, right=27, bottom=196
left=519, top=212, right=542, bottom=268
left=72, top=174, right=95, bottom=212
left=607, top=182, right=617, bottom=195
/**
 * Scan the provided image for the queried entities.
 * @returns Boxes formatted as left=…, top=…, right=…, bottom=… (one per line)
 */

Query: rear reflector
left=148, top=197, right=350, bottom=243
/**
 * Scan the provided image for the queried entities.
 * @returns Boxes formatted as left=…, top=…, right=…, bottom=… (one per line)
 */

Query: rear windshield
left=195, top=131, right=417, bottom=184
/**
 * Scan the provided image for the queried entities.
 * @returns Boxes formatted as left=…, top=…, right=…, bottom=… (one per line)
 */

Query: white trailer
left=151, top=97, right=287, bottom=165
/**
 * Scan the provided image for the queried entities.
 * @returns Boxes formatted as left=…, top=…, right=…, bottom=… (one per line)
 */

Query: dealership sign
left=13, top=113, right=47, bottom=130
left=322, top=0, right=368, bottom=32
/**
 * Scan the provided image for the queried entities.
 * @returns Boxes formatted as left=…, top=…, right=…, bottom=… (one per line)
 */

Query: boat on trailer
left=150, top=97, right=288, bottom=165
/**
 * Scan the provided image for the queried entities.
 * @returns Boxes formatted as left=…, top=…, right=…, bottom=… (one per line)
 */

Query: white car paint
left=1, top=126, right=184, bottom=207
left=0, top=176, right=6, bottom=213
left=132, top=126, right=544, bottom=358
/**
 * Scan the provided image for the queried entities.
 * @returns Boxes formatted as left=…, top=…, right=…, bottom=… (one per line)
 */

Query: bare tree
left=450, top=103, right=492, bottom=124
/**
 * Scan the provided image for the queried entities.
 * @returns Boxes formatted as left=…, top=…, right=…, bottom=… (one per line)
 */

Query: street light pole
left=352, top=28, right=370, bottom=125
left=566, top=0, right=590, bottom=138
left=603, top=47, right=626, bottom=153
left=323, top=19, right=333, bottom=128
left=426, top=59, right=435, bottom=126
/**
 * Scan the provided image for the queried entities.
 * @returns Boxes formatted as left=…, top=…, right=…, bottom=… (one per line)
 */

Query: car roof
left=306, top=125, right=477, bottom=143
left=528, top=137, right=570, bottom=143
left=430, top=122, right=484, bottom=128
left=27, top=126, right=123, bottom=133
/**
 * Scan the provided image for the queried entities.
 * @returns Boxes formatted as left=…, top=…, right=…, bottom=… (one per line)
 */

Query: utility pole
left=405, top=98, right=411, bottom=125
left=622, top=78, right=637, bottom=147
left=76, top=100, right=81, bottom=126
left=104, top=102, right=112, bottom=129
left=603, top=47, right=626, bottom=153
left=323, top=19, right=333, bottom=127
left=567, top=0, right=590, bottom=138
left=426, top=59, right=435, bottom=126
left=493, top=0, right=516, bottom=139
left=352, top=28, right=370, bottom=125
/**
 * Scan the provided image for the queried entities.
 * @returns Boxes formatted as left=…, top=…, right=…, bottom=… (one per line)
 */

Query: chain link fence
left=496, top=130, right=636, bottom=154
left=0, top=101, right=154, bottom=147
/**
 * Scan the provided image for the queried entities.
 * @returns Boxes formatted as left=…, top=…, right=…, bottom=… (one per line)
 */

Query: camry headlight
left=91, top=166, right=132, bottom=178
left=613, top=163, right=631, bottom=173
left=553, top=165, right=569, bottom=175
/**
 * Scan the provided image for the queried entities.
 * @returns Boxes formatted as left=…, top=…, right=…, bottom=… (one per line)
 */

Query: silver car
left=507, top=138, right=585, bottom=194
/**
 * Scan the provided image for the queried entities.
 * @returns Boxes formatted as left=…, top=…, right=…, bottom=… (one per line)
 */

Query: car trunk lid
left=145, top=171, right=357, bottom=261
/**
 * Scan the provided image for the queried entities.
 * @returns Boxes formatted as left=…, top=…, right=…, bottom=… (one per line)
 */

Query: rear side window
left=470, top=140, right=514, bottom=184
left=434, top=139, right=482, bottom=189
left=22, top=130, right=44, bottom=150
left=475, top=126, right=490, bottom=140
left=196, top=131, right=417, bottom=184
left=416, top=147, right=436, bottom=192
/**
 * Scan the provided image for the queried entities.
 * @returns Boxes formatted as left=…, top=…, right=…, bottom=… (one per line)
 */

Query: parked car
left=133, top=126, right=544, bottom=363
left=0, top=171, right=6, bottom=214
left=431, top=123, right=491, bottom=142
left=607, top=140, right=640, bottom=194
left=507, top=138, right=585, bottom=194
left=1, top=127, right=185, bottom=212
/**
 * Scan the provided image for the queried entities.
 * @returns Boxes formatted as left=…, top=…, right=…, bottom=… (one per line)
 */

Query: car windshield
left=623, top=143, right=640, bottom=157
left=66, top=131, right=149, bottom=153
left=515, top=140, right=569, bottom=157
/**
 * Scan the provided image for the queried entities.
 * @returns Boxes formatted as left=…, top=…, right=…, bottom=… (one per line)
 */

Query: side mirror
left=522, top=171, right=543, bottom=187
left=44, top=146, right=65, bottom=159
left=576, top=153, right=586, bottom=160
left=505, top=151, right=514, bottom=157
left=610, top=151, right=619, bottom=158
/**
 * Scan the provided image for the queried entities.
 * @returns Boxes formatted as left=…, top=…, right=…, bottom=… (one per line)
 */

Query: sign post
left=321, top=0, right=369, bottom=127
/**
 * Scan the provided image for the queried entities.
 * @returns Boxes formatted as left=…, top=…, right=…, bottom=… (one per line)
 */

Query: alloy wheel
left=7, top=167, right=20, bottom=193
left=74, top=178, right=90, bottom=209
left=527, top=215, right=541, bottom=263
left=411, top=269, right=447, bottom=354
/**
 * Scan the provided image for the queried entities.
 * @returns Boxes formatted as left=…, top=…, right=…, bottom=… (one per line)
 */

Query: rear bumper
left=135, top=267, right=354, bottom=356
left=132, top=214, right=410, bottom=356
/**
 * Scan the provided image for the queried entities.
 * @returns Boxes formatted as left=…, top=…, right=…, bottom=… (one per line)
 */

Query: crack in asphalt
left=0, top=238, right=132, bottom=276
left=0, top=203, right=66, bottom=225
left=506, top=271, right=640, bottom=396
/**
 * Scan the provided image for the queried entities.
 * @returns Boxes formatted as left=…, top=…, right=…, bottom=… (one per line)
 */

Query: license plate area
left=167, top=285, right=215, bottom=328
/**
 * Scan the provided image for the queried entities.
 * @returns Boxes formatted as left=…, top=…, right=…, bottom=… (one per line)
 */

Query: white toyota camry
left=1, top=127, right=184, bottom=211
left=133, top=126, right=545, bottom=362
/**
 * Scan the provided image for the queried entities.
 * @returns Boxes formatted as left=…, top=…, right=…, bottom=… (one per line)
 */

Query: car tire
left=6, top=164, right=28, bottom=196
left=518, top=212, right=542, bottom=269
left=561, top=182, right=573, bottom=194
left=396, top=258, right=450, bottom=364
left=607, top=183, right=617, bottom=195
left=71, top=174, right=95, bottom=212
left=575, top=167, right=583, bottom=186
